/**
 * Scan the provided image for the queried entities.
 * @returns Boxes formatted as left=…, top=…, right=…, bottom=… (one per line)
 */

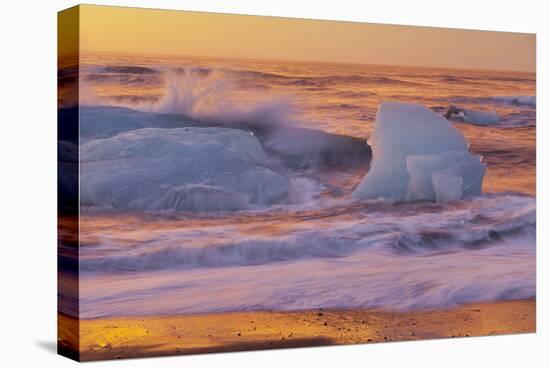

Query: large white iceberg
left=80, top=127, right=291, bottom=211
left=353, top=102, right=486, bottom=202
left=406, top=151, right=486, bottom=202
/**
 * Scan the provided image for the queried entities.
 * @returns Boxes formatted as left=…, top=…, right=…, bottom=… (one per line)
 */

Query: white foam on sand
left=77, top=193, right=536, bottom=317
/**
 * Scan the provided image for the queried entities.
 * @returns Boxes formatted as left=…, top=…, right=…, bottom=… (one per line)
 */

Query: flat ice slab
left=353, top=102, right=485, bottom=202
left=80, top=127, right=291, bottom=211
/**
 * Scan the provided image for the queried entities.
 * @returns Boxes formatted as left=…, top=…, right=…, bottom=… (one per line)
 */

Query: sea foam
left=153, top=67, right=295, bottom=127
left=77, top=194, right=535, bottom=317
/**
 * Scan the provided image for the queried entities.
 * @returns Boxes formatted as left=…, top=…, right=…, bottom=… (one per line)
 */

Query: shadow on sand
left=80, top=336, right=336, bottom=361
left=36, top=340, right=57, bottom=354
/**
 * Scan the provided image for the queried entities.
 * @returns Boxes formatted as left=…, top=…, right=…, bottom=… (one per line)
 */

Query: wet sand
left=58, top=299, right=535, bottom=361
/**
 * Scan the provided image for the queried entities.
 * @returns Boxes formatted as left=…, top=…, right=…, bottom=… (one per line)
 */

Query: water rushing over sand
left=58, top=52, right=536, bottom=318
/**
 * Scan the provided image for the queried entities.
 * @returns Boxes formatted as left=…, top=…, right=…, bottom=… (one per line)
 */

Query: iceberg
left=353, top=102, right=485, bottom=202
left=259, top=125, right=371, bottom=169
left=80, top=127, right=291, bottom=211
left=78, top=106, right=198, bottom=143
left=461, top=108, right=501, bottom=125
left=406, top=151, right=485, bottom=202
left=444, top=105, right=501, bottom=125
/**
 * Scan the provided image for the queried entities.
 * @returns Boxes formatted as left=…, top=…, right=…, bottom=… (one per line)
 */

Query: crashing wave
left=152, top=67, right=295, bottom=127
left=79, top=194, right=535, bottom=272
left=78, top=192, right=535, bottom=317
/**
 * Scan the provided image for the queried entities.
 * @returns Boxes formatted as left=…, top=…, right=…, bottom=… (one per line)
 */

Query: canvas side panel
left=57, top=5, right=80, bottom=362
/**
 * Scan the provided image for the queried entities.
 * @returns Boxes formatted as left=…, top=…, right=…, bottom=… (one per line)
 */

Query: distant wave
left=171, top=67, right=422, bottom=87
left=101, top=65, right=160, bottom=74
left=439, top=75, right=485, bottom=84
left=81, top=65, right=163, bottom=88
left=432, top=98, right=535, bottom=127
left=490, top=96, right=536, bottom=107
left=86, top=73, right=162, bottom=86
left=451, top=95, right=536, bottom=108
left=438, top=74, right=534, bottom=84
left=488, top=75, right=535, bottom=83
left=82, top=64, right=421, bottom=91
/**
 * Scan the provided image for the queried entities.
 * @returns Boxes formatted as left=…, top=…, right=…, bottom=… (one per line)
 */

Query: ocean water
left=60, top=52, right=536, bottom=318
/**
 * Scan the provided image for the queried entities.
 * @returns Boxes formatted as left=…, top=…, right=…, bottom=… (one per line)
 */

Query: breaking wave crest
left=80, top=194, right=535, bottom=272
left=452, top=95, right=536, bottom=108
left=152, top=67, right=296, bottom=128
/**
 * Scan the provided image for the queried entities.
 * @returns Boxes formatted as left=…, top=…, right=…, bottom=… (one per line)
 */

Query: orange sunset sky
left=62, top=4, right=535, bottom=72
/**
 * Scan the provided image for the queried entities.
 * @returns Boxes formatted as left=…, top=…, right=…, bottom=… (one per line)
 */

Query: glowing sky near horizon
left=76, top=5, right=535, bottom=72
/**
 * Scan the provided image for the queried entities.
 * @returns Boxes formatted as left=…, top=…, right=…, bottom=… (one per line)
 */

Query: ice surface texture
left=461, top=108, right=501, bottom=125
left=79, top=106, right=198, bottom=143
left=353, top=102, right=486, bottom=202
left=80, top=127, right=290, bottom=211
